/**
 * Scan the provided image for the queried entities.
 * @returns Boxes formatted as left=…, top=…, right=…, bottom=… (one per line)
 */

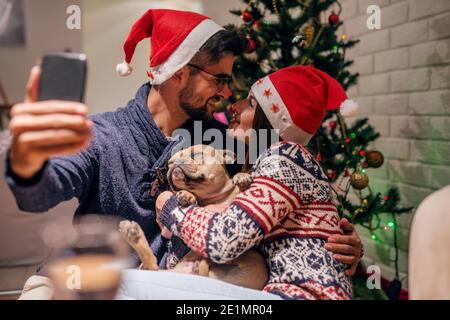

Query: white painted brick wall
left=342, top=0, right=450, bottom=289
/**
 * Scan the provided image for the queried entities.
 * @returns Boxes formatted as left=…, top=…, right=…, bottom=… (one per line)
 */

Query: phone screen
left=38, top=52, right=87, bottom=102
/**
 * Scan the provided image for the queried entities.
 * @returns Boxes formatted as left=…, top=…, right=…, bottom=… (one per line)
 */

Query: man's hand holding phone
left=9, top=66, right=92, bottom=179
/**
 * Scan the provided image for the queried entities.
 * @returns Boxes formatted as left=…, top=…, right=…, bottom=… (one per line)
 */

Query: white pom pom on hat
left=116, top=61, right=133, bottom=77
left=340, top=99, right=359, bottom=117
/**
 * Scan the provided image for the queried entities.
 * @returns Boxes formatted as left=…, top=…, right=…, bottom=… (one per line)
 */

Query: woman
left=155, top=65, right=358, bottom=300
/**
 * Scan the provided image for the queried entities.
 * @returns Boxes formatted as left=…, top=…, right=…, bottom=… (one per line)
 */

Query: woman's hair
left=242, top=104, right=276, bottom=173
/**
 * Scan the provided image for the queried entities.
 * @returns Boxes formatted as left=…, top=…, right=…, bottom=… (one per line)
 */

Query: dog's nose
left=171, top=167, right=185, bottom=180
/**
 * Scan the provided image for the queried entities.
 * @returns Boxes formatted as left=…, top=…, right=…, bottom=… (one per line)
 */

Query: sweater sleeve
left=160, top=147, right=305, bottom=264
left=4, top=132, right=99, bottom=213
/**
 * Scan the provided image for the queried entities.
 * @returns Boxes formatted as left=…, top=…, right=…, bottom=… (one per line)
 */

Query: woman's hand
left=156, top=191, right=175, bottom=239
left=325, top=218, right=363, bottom=276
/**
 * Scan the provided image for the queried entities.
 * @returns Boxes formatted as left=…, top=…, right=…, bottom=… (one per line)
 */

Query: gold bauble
left=350, top=171, right=369, bottom=190
left=366, top=150, right=384, bottom=168
left=303, top=25, right=315, bottom=46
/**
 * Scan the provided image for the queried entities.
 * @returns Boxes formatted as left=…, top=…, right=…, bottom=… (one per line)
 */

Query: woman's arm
left=160, top=174, right=300, bottom=264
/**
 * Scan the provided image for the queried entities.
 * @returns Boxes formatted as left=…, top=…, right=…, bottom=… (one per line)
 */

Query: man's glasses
left=188, top=63, right=232, bottom=91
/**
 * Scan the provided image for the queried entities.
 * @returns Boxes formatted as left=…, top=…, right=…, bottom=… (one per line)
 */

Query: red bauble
left=245, top=37, right=256, bottom=53
left=327, top=170, right=337, bottom=180
left=316, top=153, right=322, bottom=162
left=330, top=121, right=336, bottom=128
left=345, top=137, right=351, bottom=144
left=328, top=12, right=340, bottom=25
left=252, top=20, right=260, bottom=30
left=242, top=11, right=253, bottom=23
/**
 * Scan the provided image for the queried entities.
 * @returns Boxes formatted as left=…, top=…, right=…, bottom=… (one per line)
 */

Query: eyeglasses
left=188, top=63, right=232, bottom=90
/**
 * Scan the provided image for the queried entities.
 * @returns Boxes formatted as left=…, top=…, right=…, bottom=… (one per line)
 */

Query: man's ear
left=172, top=66, right=190, bottom=87
left=219, top=149, right=236, bottom=164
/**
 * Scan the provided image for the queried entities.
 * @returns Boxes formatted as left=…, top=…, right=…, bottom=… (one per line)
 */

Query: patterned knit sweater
left=161, top=141, right=352, bottom=300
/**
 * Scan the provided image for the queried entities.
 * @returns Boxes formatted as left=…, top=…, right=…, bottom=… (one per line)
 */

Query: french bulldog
left=119, top=145, right=268, bottom=290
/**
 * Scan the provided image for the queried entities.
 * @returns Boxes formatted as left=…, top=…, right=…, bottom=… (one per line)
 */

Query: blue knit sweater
left=4, top=83, right=231, bottom=268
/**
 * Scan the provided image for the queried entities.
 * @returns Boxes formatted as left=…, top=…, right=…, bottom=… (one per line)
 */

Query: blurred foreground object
left=409, top=185, right=450, bottom=300
left=44, top=215, right=133, bottom=300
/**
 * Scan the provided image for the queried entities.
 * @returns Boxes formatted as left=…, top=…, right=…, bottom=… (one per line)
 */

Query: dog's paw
left=176, top=190, right=197, bottom=207
left=232, top=173, right=253, bottom=191
left=119, top=220, right=142, bottom=244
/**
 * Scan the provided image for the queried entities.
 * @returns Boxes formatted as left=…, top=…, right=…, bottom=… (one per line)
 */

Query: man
left=5, top=9, right=361, bottom=299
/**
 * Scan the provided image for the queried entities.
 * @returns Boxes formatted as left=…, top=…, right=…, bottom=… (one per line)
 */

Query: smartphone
left=38, top=52, right=87, bottom=102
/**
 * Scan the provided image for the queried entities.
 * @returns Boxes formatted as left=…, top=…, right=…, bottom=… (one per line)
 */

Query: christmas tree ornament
left=353, top=208, right=365, bottom=219
left=241, top=10, right=253, bottom=23
left=366, top=150, right=384, bottom=168
left=327, top=169, right=337, bottom=180
left=362, top=198, right=369, bottom=207
left=303, top=25, right=315, bottom=46
left=316, top=152, right=322, bottom=162
left=252, top=20, right=260, bottom=30
left=350, top=171, right=369, bottom=190
left=341, top=34, right=347, bottom=40
left=328, top=12, right=340, bottom=25
left=245, top=36, right=257, bottom=53
left=292, top=33, right=306, bottom=47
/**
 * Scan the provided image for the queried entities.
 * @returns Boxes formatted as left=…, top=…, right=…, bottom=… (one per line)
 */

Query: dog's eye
left=190, top=152, right=203, bottom=160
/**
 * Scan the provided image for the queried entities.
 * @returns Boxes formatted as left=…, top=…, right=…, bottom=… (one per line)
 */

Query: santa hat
left=116, top=9, right=224, bottom=84
left=251, top=65, right=358, bottom=145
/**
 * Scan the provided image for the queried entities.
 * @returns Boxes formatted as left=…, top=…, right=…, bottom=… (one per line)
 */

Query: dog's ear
left=219, top=149, right=236, bottom=164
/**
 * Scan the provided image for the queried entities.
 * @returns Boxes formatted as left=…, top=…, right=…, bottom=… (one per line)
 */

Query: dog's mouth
left=167, top=165, right=206, bottom=192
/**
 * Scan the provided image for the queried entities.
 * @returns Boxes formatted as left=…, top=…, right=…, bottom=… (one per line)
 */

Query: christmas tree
left=226, top=0, right=412, bottom=299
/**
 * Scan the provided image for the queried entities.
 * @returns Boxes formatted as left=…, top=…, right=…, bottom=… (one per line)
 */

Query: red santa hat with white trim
left=251, top=65, right=358, bottom=145
left=116, top=9, right=224, bottom=84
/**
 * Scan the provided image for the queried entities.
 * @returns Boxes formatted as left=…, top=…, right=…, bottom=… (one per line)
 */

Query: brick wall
left=339, top=0, right=450, bottom=288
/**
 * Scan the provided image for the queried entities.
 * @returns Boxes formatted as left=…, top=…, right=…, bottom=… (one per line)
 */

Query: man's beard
left=179, top=83, right=219, bottom=121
